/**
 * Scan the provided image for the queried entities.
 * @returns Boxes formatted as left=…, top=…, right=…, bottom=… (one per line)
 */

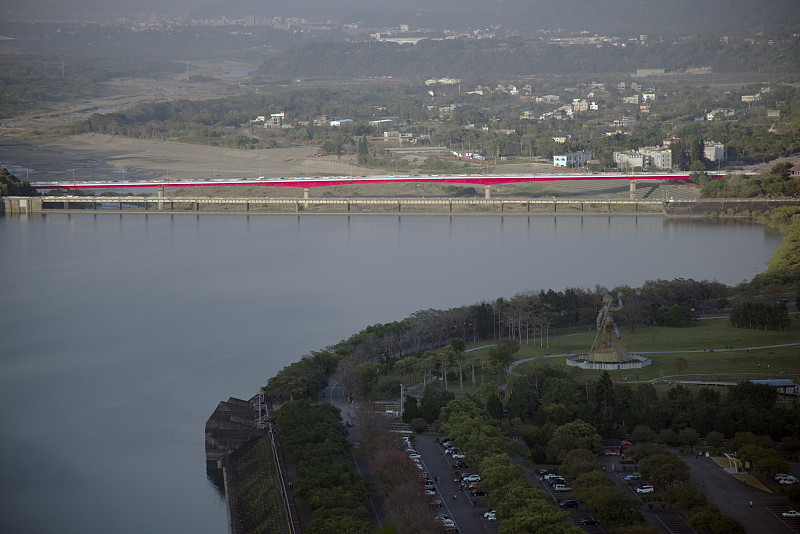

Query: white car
left=782, top=510, right=800, bottom=518
left=452, top=452, right=466, bottom=459
left=635, top=485, right=655, bottom=494
left=408, top=453, right=421, bottom=460
left=483, top=510, right=496, bottom=518
left=463, top=474, right=481, bottom=482
left=553, top=484, right=572, bottom=492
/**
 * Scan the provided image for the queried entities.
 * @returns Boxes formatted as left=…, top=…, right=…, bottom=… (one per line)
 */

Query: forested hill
left=193, top=0, right=800, bottom=35
left=255, top=36, right=800, bottom=81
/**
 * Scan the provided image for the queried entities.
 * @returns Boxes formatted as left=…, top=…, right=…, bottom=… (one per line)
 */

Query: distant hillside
left=255, top=36, right=800, bottom=81
left=195, top=0, right=800, bottom=34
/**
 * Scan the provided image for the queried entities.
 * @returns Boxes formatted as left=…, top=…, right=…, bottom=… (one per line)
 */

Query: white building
left=614, top=146, right=672, bottom=170
left=704, top=141, right=725, bottom=162
left=640, top=146, right=672, bottom=169
left=613, top=151, right=647, bottom=170
left=554, top=151, right=592, bottom=168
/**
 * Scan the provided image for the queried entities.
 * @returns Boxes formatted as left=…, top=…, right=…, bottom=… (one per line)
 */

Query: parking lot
left=767, top=506, right=800, bottom=533
left=397, top=434, right=800, bottom=534
left=408, top=433, right=497, bottom=534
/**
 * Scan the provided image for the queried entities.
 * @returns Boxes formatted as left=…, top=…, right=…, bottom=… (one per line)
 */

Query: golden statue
left=589, top=292, right=629, bottom=362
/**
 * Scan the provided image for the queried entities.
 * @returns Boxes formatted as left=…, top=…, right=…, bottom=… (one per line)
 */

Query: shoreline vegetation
left=213, top=205, right=800, bottom=533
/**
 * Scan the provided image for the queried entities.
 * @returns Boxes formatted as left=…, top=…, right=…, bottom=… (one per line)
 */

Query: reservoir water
left=0, top=213, right=782, bottom=533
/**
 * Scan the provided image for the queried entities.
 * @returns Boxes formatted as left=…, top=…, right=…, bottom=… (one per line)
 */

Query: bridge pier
left=158, top=187, right=164, bottom=210
left=484, top=185, right=491, bottom=199
left=629, top=179, right=636, bottom=200
left=303, top=188, right=310, bottom=209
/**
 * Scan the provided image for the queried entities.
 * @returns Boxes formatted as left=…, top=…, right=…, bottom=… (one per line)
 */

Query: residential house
left=613, top=117, right=636, bottom=127
left=707, top=108, right=735, bottom=120
left=552, top=132, right=573, bottom=144
left=266, top=113, right=285, bottom=128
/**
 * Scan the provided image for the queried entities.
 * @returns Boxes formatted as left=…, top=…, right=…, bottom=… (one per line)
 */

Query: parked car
left=624, top=473, right=641, bottom=483
left=455, top=460, right=469, bottom=468
left=430, top=498, right=443, bottom=507
left=463, top=474, right=481, bottom=482
left=578, top=518, right=600, bottom=525
left=780, top=478, right=798, bottom=485
left=471, top=489, right=487, bottom=496
left=553, top=484, right=572, bottom=492
left=635, top=485, right=655, bottom=494
left=483, top=510, right=496, bottom=519
left=548, top=477, right=567, bottom=486
left=782, top=510, right=800, bottom=518
left=559, top=500, right=578, bottom=508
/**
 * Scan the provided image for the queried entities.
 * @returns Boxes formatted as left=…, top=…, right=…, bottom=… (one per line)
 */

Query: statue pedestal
left=589, top=339, right=629, bottom=363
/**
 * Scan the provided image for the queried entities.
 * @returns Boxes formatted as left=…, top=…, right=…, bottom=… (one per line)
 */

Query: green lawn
left=464, top=316, right=800, bottom=384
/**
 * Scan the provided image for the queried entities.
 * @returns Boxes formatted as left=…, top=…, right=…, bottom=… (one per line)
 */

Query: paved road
left=683, top=454, right=796, bottom=534
left=325, top=381, right=391, bottom=531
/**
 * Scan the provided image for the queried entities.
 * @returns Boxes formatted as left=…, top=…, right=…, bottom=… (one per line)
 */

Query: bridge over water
left=12, top=170, right=792, bottom=215
left=31, top=171, right=720, bottom=200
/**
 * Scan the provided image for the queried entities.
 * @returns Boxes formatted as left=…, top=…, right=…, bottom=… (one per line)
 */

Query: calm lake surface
left=0, top=213, right=781, bottom=533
